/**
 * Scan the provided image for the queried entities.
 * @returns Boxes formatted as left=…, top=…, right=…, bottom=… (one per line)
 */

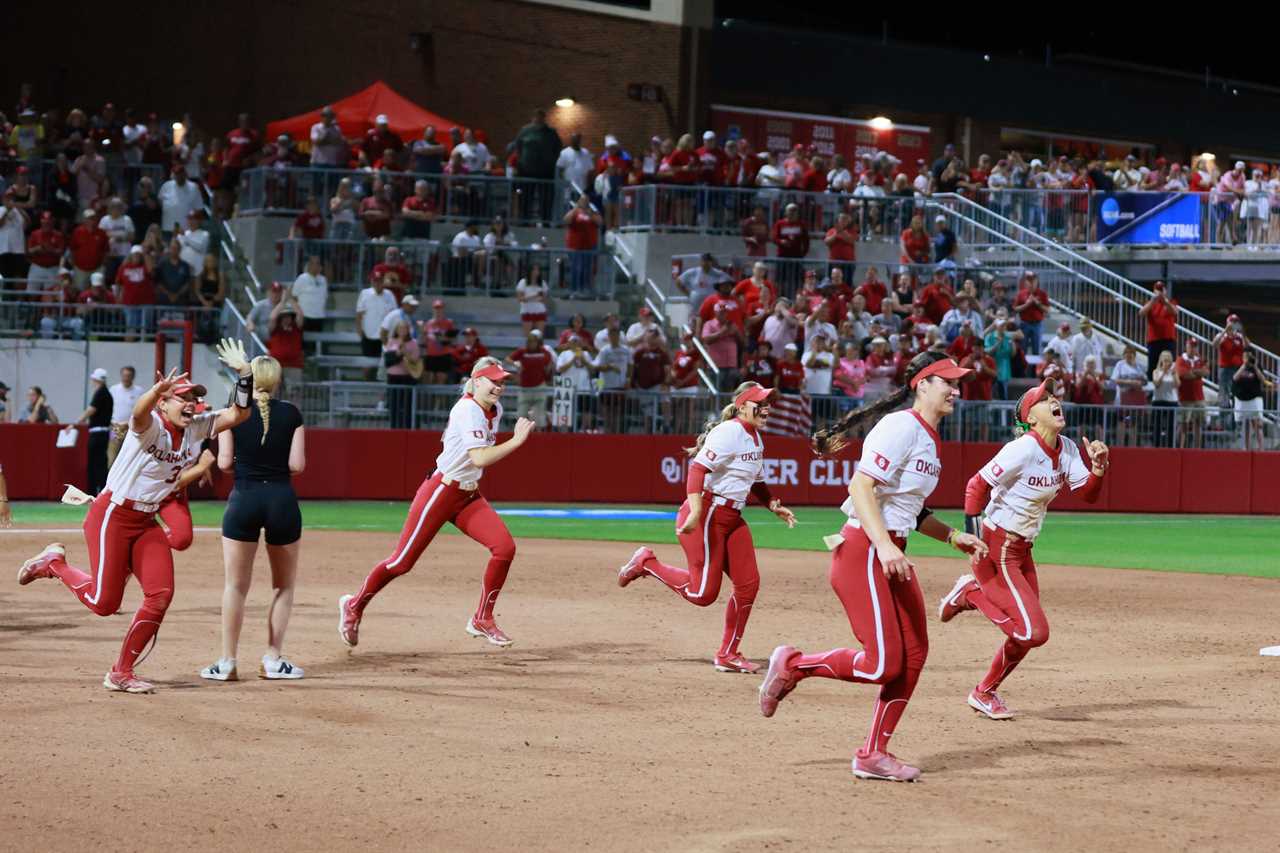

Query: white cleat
left=1260, top=646, right=1280, bottom=657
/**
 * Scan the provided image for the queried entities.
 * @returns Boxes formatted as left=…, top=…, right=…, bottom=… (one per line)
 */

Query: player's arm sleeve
left=855, top=416, right=911, bottom=485
left=963, top=472, right=993, bottom=515
left=686, top=462, right=710, bottom=494
left=749, top=481, right=774, bottom=506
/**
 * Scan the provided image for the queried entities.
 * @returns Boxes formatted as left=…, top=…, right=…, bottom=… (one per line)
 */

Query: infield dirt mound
left=2, top=530, right=1277, bottom=852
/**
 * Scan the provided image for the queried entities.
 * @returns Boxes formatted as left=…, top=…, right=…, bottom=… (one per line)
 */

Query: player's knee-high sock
left=352, top=559, right=409, bottom=615
left=978, top=638, right=1030, bottom=693
left=861, top=662, right=922, bottom=757
left=474, top=552, right=514, bottom=621
left=640, top=555, right=691, bottom=595
left=790, top=648, right=870, bottom=682
left=47, top=556, right=95, bottom=596
left=717, top=578, right=758, bottom=657
left=113, top=588, right=171, bottom=674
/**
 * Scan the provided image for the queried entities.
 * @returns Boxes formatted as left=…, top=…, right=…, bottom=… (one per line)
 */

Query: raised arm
left=212, top=338, right=254, bottom=435
left=467, top=417, right=535, bottom=469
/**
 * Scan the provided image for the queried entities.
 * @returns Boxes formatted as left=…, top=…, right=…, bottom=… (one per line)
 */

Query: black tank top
left=230, top=399, right=303, bottom=481
left=198, top=271, right=220, bottom=300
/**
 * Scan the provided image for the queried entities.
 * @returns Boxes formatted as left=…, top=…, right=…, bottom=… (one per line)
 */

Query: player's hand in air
left=1081, top=434, right=1109, bottom=472
left=512, top=417, right=536, bottom=444
left=769, top=498, right=797, bottom=529
left=876, top=540, right=914, bottom=581
left=153, top=367, right=189, bottom=396
left=215, top=337, right=252, bottom=377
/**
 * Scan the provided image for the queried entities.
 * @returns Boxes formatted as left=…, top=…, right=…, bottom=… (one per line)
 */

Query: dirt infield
left=3, top=528, right=1278, bottom=852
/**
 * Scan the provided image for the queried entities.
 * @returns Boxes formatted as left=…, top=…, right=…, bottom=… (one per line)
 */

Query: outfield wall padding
left=2, top=424, right=1274, bottom=514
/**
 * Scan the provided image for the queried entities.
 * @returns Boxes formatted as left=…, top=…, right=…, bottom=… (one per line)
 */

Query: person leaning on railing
left=1233, top=352, right=1274, bottom=451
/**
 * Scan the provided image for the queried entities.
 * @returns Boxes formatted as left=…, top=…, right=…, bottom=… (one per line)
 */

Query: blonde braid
left=255, top=390, right=271, bottom=444
left=248, top=355, right=283, bottom=445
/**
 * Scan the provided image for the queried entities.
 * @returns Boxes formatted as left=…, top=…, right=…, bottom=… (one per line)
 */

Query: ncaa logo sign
left=1100, top=197, right=1120, bottom=227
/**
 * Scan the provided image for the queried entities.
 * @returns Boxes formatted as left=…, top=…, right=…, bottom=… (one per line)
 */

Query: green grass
left=7, top=501, right=1276, bottom=578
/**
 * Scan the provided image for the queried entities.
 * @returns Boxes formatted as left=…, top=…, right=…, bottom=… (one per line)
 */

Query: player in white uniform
left=617, top=383, right=797, bottom=672
left=340, top=357, right=536, bottom=648
left=17, top=340, right=255, bottom=693
left=939, top=381, right=1108, bottom=719
left=757, top=352, right=988, bottom=783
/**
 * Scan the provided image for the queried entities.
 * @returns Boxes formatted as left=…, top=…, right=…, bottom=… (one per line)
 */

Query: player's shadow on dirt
left=919, top=737, right=1124, bottom=771
left=1031, top=697, right=1201, bottom=721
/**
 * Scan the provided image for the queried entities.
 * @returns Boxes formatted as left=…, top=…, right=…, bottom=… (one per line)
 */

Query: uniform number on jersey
left=163, top=464, right=185, bottom=484
left=873, top=452, right=889, bottom=471
left=990, top=463, right=1004, bottom=477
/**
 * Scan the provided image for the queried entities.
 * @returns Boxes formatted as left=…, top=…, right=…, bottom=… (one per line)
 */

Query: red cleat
left=968, top=687, right=1015, bottom=720
left=617, top=546, right=654, bottom=588
left=338, top=594, right=360, bottom=648
left=103, top=670, right=155, bottom=694
left=466, top=616, right=514, bottom=647
left=852, top=750, right=921, bottom=782
left=17, top=543, right=65, bottom=585
left=758, top=645, right=799, bottom=717
left=713, top=652, right=761, bottom=674
left=938, top=573, right=978, bottom=623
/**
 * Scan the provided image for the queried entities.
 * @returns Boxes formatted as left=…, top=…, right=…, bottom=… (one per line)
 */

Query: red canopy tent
left=266, top=80, right=467, bottom=146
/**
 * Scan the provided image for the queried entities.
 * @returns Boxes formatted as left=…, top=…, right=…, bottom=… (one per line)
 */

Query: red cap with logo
left=473, top=362, right=510, bottom=383
left=167, top=379, right=208, bottom=399
left=734, top=384, right=776, bottom=408
left=909, top=358, right=972, bottom=390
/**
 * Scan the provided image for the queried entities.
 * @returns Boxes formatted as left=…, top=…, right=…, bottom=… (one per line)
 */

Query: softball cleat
left=968, top=687, right=1015, bottom=720
left=714, top=652, right=761, bottom=674
left=338, top=594, right=360, bottom=648
left=758, top=645, right=799, bottom=717
left=466, top=617, right=514, bottom=647
left=103, top=670, right=155, bottom=694
left=938, top=573, right=978, bottom=623
left=17, top=543, right=65, bottom=585
left=617, top=546, right=654, bottom=587
left=852, top=751, right=921, bottom=782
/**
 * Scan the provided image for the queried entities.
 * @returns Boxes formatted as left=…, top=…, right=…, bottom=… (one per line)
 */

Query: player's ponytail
left=463, top=356, right=503, bottom=397
left=1011, top=386, right=1036, bottom=438
left=250, top=356, right=281, bottom=444
left=685, top=381, right=759, bottom=457
left=811, top=350, right=948, bottom=457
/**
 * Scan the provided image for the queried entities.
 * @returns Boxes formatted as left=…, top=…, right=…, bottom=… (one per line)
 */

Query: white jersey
left=108, top=382, right=145, bottom=426
left=978, top=433, right=1091, bottom=540
left=105, top=411, right=218, bottom=506
left=845, top=409, right=941, bottom=533
left=435, top=396, right=503, bottom=486
left=691, top=419, right=765, bottom=504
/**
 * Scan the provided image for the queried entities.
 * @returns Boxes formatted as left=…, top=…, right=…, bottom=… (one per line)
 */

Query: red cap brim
left=909, top=358, right=972, bottom=389
left=474, top=363, right=510, bottom=383
left=168, top=381, right=208, bottom=399
left=734, top=385, right=776, bottom=408
left=1018, top=382, right=1051, bottom=423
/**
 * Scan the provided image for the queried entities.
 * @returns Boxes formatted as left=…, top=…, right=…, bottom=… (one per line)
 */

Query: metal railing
left=620, top=184, right=917, bottom=239
left=289, top=380, right=1278, bottom=449
left=925, top=194, right=1280, bottom=397
left=0, top=287, right=223, bottom=341
left=276, top=238, right=614, bottom=299
left=238, top=167, right=571, bottom=228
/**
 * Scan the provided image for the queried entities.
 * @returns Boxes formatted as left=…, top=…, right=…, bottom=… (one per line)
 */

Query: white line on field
left=0, top=527, right=223, bottom=534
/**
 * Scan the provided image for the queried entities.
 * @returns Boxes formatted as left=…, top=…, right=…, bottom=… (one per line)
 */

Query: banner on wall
left=1095, top=192, right=1201, bottom=244
left=710, top=104, right=932, bottom=176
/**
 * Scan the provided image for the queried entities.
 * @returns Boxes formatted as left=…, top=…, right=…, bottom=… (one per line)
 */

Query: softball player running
left=201, top=356, right=307, bottom=682
left=339, top=357, right=535, bottom=648
left=938, top=381, right=1107, bottom=719
left=758, top=353, right=987, bottom=782
left=617, top=382, right=797, bottom=673
left=16, top=340, right=254, bottom=693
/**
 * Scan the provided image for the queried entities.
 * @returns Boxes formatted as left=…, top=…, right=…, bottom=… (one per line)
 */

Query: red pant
left=640, top=497, right=760, bottom=658
left=966, top=524, right=1049, bottom=693
left=352, top=472, right=516, bottom=620
left=158, top=491, right=193, bottom=551
left=46, top=491, right=175, bottom=675
left=787, top=525, right=928, bottom=757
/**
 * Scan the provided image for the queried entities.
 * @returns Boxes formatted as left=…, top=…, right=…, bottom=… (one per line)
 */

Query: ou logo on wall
left=660, top=456, right=685, bottom=484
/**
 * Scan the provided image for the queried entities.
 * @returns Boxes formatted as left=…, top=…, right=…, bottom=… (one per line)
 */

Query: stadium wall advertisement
left=3, top=425, right=1275, bottom=515
left=1095, top=192, right=1202, bottom=244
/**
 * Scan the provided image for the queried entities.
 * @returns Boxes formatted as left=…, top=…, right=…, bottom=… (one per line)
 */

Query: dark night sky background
left=714, top=5, right=1279, bottom=91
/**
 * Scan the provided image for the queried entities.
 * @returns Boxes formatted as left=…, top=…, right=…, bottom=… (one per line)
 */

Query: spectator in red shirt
left=557, top=313, right=596, bottom=353
left=914, top=269, right=955, bottom=325
left=900, top=214, right=931, bottom=265
left=1212, top=312, right=1250, bottom=416
left=947, top=320, right=979, bottom=362
left=289, top=196, right=326, bottom=241
left=1012, top=271, right=1050, bottom=355
left=115, top=245, right=154, bottom=341
left=821, top=267, right=854, bottom=326
left=632, top=329, right=671, bottom=391
left=795, top=269, right=824, bottom=315
left=401, top=179, right=438, bottom=240
left=367, top=245, right=410, bottom=303
left=1138, top=280, right=1179, bottom=379
left=824, top=212, right=857, bottom=273
left=776, top=343, right=805, bottom=394
left=855, top=266, right=889, bottom=315
left=741, top=205, right=770, bottom=257
left=800, top=156, right=828, bottom=193
left=1175, top=338, right=1210, bottom=448
left=364, top=115, right=404, bottom=168
left=695, top=131, right=728, bottom=186
left=731, top=263, right=776, bottom=319
left=509, top=329, right=556, bottom=426
left=452, top=327, right=488, bottom=378
left=223, top=113, right=260, bottom=185
left=771, top=203, right=809, bottom=259
left=563, top=194, right=602, bottom=296
left=267, top=297, right=305, bottom=396
left=743, top=340, right=777, bottom=388
left=359, top=177, right=394, bottom=240
left=960, top=337, right=996, bottom=401
left=699, top=279, right=746, bottom=335
left=420, top=298, right=456, bottom=384
left=26, top=212, right=66, bottom=292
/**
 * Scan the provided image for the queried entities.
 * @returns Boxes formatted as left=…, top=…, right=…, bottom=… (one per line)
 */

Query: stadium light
left=555, top=97, right=576, bottom=108
left=869, top=116, right=893, bottom=131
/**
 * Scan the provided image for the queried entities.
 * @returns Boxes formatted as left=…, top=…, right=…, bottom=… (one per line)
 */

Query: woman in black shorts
left=200, top=356, right=307, bottom=682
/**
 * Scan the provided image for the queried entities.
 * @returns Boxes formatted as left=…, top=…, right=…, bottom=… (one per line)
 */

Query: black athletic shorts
left=221, top=480, right=302, bottom=546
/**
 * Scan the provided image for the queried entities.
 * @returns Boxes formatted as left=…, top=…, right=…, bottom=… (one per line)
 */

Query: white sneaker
left=260, top=655, right=304, bottom=679
left=1261, top=646, right=1280, bottom=657
left=199, top=658, right=239, bottom=681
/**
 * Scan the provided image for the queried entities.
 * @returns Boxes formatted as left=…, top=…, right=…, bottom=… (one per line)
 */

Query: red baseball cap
left=473, top=362, right=510, bottom=383
left=167, top=379, right=208, bottom=399
left=1226, top=313, right=1240, bottom=324
left=735, top=384, right=775, bottom=408
left=909, top=358, right=972, bottom=390
left=1018, top=381, right=1052, bottom=422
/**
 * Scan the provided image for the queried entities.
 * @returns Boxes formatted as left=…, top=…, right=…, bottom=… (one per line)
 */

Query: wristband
left=964, top=514, right=982, bottom=537
left=234, top=374, right=253, bottom=408
left=946, top=528, right=959, bottom=547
